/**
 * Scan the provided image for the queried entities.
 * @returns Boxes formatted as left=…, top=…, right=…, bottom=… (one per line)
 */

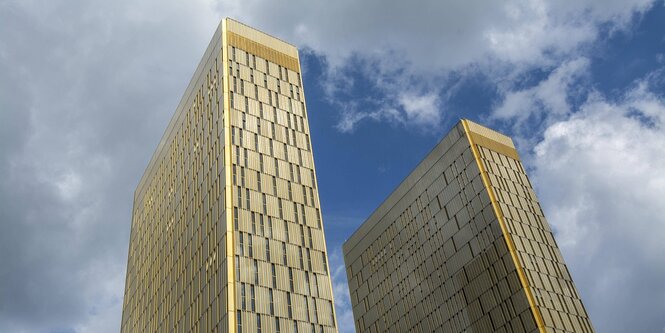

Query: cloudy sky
left=1, top=0, right=665, bottom=332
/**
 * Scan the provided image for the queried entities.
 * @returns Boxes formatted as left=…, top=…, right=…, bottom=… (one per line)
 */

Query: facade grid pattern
left=121, top=18, right=338, bottom=333
left=343, top=120, right=593, bottom=333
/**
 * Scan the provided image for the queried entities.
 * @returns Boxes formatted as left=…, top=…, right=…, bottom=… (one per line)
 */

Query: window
left=236, top=255, right=240, bottom=281
left=282, top=242, right=287, bottom=265
left=305, top=272, right=311, bottom=295
left=241, top=283, right=246, bottom=310
left=275, top=159, right=280, bottom=178
left=257, top=171, right=262, bottom=192
left=268, top=289, right=275, bottom=315
left=237, top=310, right=242, bottom=333
left=289, top=267, right=294, bottom=292
left=259, top=214, right=265, bottom=236
left=234, top=207, right=239, bottom=229
left=250, top=285, right=256, bottom=311
left=239, top=233, right=244, bottom=256
left=299, top=248, right=304, bottom=269
left=289, top=163, right=294, bottom=182
left=307, top=248, right=312, bottom=271
left=300, top=204, right=306, bottom=223
left=304, top=298, right=310, bottom=322
left=287, top=292, right=293, bottom=318
left=262, top=194, right=267, bottom=214
left=248, top=234, right=253, bottom=257
left=266, top=237, right=271, bottom=261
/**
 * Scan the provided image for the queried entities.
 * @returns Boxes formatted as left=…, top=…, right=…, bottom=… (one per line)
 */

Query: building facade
left=343, top=120, right=593, bottom=333
left=121, top=18, right=338, bottom=333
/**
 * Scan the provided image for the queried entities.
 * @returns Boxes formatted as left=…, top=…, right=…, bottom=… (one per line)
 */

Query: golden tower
left=121, top=18, right=338, bottom=333
left=344, top=120, right=593, bottom=333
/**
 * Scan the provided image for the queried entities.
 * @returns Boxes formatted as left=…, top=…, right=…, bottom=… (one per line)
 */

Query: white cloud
left=520, top=78, right=665, bottom=332
left=217, top=0, right=655, bottom=131
left=399, top=91, right=442, bottom=127
left=1, top=0, right=663, bottom=332
left=335, top=107, right=401, bottom=133
left=328, top=247, right=355, bottom=333
left=335, top=91, right=441, bottom=132
left=0, top=0, right=221, bottom=332
left=493, top=58, right=589, bottom=123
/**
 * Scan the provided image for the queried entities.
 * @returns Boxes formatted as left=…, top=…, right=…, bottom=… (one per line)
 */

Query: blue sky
left=1, top=1, right=664, bottom=332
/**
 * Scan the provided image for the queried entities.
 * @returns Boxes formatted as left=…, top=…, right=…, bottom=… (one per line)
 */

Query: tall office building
left=343, top=120, right=593, bottom=333
left=121, top=19, right=338, bottom=333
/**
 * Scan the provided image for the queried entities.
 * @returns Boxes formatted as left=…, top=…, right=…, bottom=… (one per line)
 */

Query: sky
left=1, top=0, right=664, bottom=332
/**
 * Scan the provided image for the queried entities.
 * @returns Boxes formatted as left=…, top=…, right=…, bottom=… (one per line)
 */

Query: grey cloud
left=328, top=246, right=355, bottom=333
left=218, top=0, right=655, bottom=131
left=2, top=0, right=662, bottom=332
left=0, top=0, right=221, bottom=331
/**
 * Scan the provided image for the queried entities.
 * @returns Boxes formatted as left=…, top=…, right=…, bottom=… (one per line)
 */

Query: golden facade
left=121, top=18, right=338, bottom=333
left=343, top=120, right=593, bottom=333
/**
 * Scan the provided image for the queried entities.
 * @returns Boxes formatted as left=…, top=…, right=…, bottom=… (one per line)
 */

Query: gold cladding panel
left=227, top=32, right=299, bottom=73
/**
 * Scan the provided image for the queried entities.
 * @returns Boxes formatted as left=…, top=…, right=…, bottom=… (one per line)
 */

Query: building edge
left=461, top=119, right=547, bottom=333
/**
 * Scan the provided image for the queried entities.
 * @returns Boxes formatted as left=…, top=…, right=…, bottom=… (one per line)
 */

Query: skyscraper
left=343, top=120, right=593, bottom=333
left=121, top=18, right=338, bottom=333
